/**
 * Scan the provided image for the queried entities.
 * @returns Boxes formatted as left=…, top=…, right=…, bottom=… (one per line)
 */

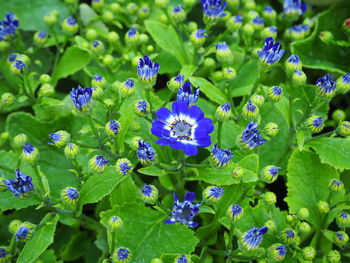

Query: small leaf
left=189, top=77, right=227, bottom=105
left=138, top=166, right=165, bottom=176
left=296, top=130, right=304, bottom=151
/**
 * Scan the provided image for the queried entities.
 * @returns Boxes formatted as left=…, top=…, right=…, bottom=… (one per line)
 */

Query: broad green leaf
left=0, top=0, right=70, bottom=32
left=79, top=4, right=109, bottom=37
left=308, top=137, right=350, bottom=170
left=59, top=232, right=91, bottom=261
left=17, top=213, right=59, bottom=263
left=117, top=104, right=136, bottom=155
left=52, top=46, right=91, bottom=85
left=231, top=59, right=259, bottom=97
left=145, top=20, right=189, bottom=65
left=78, top=167, right=128, bottom=212
left=110, top=175, right=139, bottom=206
left=291, top=2, right=350, bottom=74
left=285, top=150, right=339, bottom=227
left=189, top=77, right=227, bottom=105
left=157, top=50, right=182, bottom=74
left=100, top=203, right=199, bottom=262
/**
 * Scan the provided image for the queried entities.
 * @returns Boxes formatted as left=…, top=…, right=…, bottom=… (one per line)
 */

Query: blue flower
left=283, top=0, right=307, bottom=16
left=262, top=165, right=282, bottom=183
left=105, top=120, right=120, bottom=136
left=137, top=140, right=157, bottom=165
left=257, top=37, right=285, bottom=66
left=165, top=192, right=201, bottom=228
left=315, top=74, right=336, bottom=97
left=0, top=13, right=19, bottom=40
left=210, top=144, right=233, bottom=168
left=177, top=81, right=200, bottom=106
left=70, top=86, right=93, bottom=111
left=116, top=158, right=133, bottom=176
left=241, top=226, right=268, bottom=250
left=137, top=56, right=160, bottom=84
left=240, top=121, right=267, bottom=149
left=201, top=0, right=227, bottom=22
left=151, top=101, right=214, bottom=156
left=3, top=170, right=34, bottom=197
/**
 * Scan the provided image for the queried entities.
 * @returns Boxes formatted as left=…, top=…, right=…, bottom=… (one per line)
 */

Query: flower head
left=151, top=101, right=214, bottom=156
left=61, top=187, right=79, bottom=205
left=112, top=247, right=131, bottom=263
left=48, top=130, right=70, bottom=147
left=203, top=186, right=224, bottom=202
left=210, top=144, right=233, bottom=168
left=177, top=82, right=200, bottom=106
left=70, top=86, right=93, bottom=111
left=190, top=29, right=207, bottom=46
left=141, top=184, right=159, bottom=204
left=137, top=140, right=157, bottom=165
left=125, top=27, right=139, bottom=45
left=105, top=120, right=120, bottom=136
left=240, top=226, right=268, bottom=250
left=22, top=142, right=39, bottom=163
left=329, top=179, right=344, bottom=192
left=315, top=74, right=336, bottom=97
left=3, top=170, right=34, bottom=197
left=64, top=143, right=79, bottom=159
left=116, top=158, right=133, bottom=176
left=240, top=121, right=267, bottom=149
left=0, top=13, right=19, bottom=40
left=165, top=192, right=201, bottom=228
left=257, top=37, right=285, bottom=66
left=137, top=56, right=160, bottom=85
left=227, top=204, right=243, bottom=222
left=89, top=155, right=110, bottom=172
left=201, top=0, right=227, bottom=23
left=15, top=222, right=35, bottom=242
left=307, top=115, right=324, bottom=133
left=268, top=244, right=287, bottom=261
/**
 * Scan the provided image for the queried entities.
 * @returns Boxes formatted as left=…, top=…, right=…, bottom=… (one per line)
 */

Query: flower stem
left=110, top=231, right=116, bottom=254
left=217, top=121, right=223, bottom=148
left=32, top=165, right=46, bottom=197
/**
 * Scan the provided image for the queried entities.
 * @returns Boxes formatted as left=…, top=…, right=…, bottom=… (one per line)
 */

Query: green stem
left=32, top=165, right=46, bottom=197
left=217, top=121, right=223, bottom=148
left=0, top=164, right=14, bottom=173
left=110, top=231, right=116, bottom=254
left=304, top=131, right=335, bottom=145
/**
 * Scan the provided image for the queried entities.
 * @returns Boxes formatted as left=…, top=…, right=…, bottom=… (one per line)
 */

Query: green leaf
left=17, top=213, right=59, bottom=263
left=231, top=59, right=259, bottom=97
left=285, top=150, right=339, bottom=227
left=52, top=47, right=91, bottom=85
left=138, top=166, right=165, bottom=176
left=78, top=167, right=128, bottom=213
left=117, top=104, right=136, bottom=155
left=100, top=203, right=199, bottom=262
left=308, top=137, right=350, bottom=170
left=0, top=0, right=70, bottom=32
left=189, top=77, right=227, bottom=105
left=110, top=175, right=139, bottom=206
left=145, top=20, right=189, bottom=65
left=79, top=4, right=109, bottom=37
left=291, top=2, right=350, bottom=74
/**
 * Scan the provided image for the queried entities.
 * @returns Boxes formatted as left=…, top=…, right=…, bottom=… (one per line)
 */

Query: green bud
left=261, top=165, right=280, bottom=184
left=286, top=214, right=298, bottom=225
left=242, top=100, right=259, bottom=120
left=265, top=220, right=276, bottom=232
left=332, top=109, right=346, bottom=122
left=242, top=23, right=255, bottom=37
left=103, top=55, right=114, bottom=66
left=244, top=0, right=256, bottom=10
left=264, top=122, right=279, bottom=137
left=226, top=16, right=242, bottom=32
left=43, top=13, right=58, bottom=26
left=334, top=231, right=349, bottom=247
left=299, top=222, right=311, bottom=234
left=108, top=32, right=119, bottom=43
left=281, top=228, right=299, bottom=245
left=211, top=71, right=224, bottom=82
left=146, top=45, right=154, bottom=53
left=126, top=3, right=138, bottom=14
left=336, top=211, right=350, bottom=228
left=108, top=216, right=123, bottom=232
left=1, top=132, right=9, bottom=141
left=232, top=166, right=244, bottom=179
left=155, top=0, right=169, bottom=8
left=329, top=179, right=344, bottom=192
left=138, top=6, right=150, bottom=19
left=319, top=31, right=334, bottom=44
left=39, top=83, right=54, bottom=97
left=151, top=259, right=164, bottom=263
left=327, top=250, right=341, bottom=263
left=39, top=74, right=51, bottom=84
left=131, top=136, right=143, bottom=150
left=302, top=246, right=316, bottom=261
left=297, top=208, right=309, bottom=220
left=92, top=0, right=104, bottom=10
left=222, top=67, right=236, bottom=80
left=250, top=94, right=265, bottom=106
left=292, top=70, right=307, bottom=86
left=141, top=184, right=159, bottom=204
left=188, top=22, right=198, bottom=32
left=103, top=99, right=115, bottom=109
left=110, top=3, right=121, bottom=13
left=160, top=14, right=168, bottom=23
left=1, top=93, right=15, bottom=106
left=0, top=40, right=10, bottom=51
left=262, top=192, right=276, bottom=205
left=64, top=143, right=79, bottom=159
left=139, top=34, right=149, bottom=44
left=203, top=57, right=215, bottom=70
left=317, top=200, right=330, bottom=214
left=13, top=133, right=27, bottom=148
left=86, top=29, right=98, bottom=41
left=9, top=219, right=22, bottom=234
left=268, top=243, right=286, bottom=262
left=337, top=121, right=350, bottom=137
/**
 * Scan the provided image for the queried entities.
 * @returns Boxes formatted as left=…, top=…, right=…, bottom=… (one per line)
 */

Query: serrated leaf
left=308, top=137, right=350, bottom=170
left=100, top=203, right=199, bottom=262
left=17, top=213, right=59, bottom=263
left=189, top=77, right=227, bottom=105
left=285, top=150, right=339, bottom=227
left=52, top=46, right=91, bottom=85
left=78, top=167, right=128, bottom=213
left=110, top=175, right=139, bottom=207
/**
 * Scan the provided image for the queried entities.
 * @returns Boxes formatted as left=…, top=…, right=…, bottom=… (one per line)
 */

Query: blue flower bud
left=242, top=100, right=259, bottom=119
left=260, top=26, right=277, bottom=39
left=174, top=255, right=191, bottom=263
left=118, top=78, right=135, bottom=97
left=268, top=86, right=283, bottom=102
left=64, top=143, right=79, bottom=159
left=334, top=231, right=349, bottom=247
left=240, top=121, right=267, bottom=149
left=3, top=170, right=34, bottom=197
left=134, top=100, right=150, bottom=117
left=252, top=17, right=264, bottom=31
left=329, top=179, right=344, bottom=192
left=268, top=244, right=287, bottom=262
left=89, top=155, right=110, bottom=173
left=226, top=203, right=243, bottom=222
left=307, top=115, right=324, bottom=133
left=262, top=6, right=276, bottom=21
left=292, top=70, right=307, bottom=86
left=138, top=6, right=150, bottom=19
left=201, top=0, right=227, bottom=23
left=0, top=92, right=15, bottom=106
left=281, top=228, right=299, bottom=245
left=126, top=3, right=137, bottom=14
left=190, top=29, right=207, bottom=46
left=226, top=15, right=242, bottom=32
left=70, top=86, right=93, bottom=112
left=288, top=24, right=310, bottom=41
left=216, top=41, right=233, bottom=64
left=285, top=55, right=302, bottom=76
left=261, top=165, right=281, bottom=184
left=0, top=13, right=19, bottom=41
left=0, top=246, right=11, bottom=262
left=336, top=212, right=350, bottom=228
left=215, top=103, right=231, bottom=121
left=137, top=56, right=160, bottom=85
left=115, top=158, right=133, bottom=176
left=112, top=247, right=132, bottom=263
left=257, top=37, right=285, bottom=66
left=125, top=27, right=140, bottom=45
left=222, top=67, right=236, bottom=80
left=336, top=73, right=350, bottom=94
left=91, top=73, right=106, bottom=88
left=15, top=222, right=35, bottom=242
left=62, top=16, right=79, bottom=35
left=61, top=187, right=79, bottom=205
left=172, top=5, right=186, bottom=22
left=48, top=130, right=70, bottom=147
left=137, top=140, right=157, bottom=166
left=105, top=120, right=120, bottom=136
left=315, top=74, right=336, bottom=97
left=168, top=74, right=185, bottom=92
left=22, top=142, right=39, bottom=164
left=108, top=216, right=123, bottom=232
left=210, top=143, right=233, bottom=168
left=283, top=0, right=307, bottom=19
left=203, top=186, right=224, bottom=203
left=91, top=0, right=104, bottom=10
left=10, top=60, right=27, bottom=75
left=33, top=31, right=48, bottom=45
left=141, top=184, right=159, bottom=204
left=240, top=226, right=268, bottom=251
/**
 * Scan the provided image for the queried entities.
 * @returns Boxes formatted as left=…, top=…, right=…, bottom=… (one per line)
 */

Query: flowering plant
left=0, top=0, right=349, bottom=262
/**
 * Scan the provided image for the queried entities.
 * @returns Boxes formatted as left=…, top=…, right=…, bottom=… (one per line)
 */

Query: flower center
left=179, top=204, right=192, bottom=220
left=171, top=121, right=192, bottom=140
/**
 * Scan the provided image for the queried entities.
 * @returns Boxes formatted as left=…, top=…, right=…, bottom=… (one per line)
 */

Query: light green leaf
left=100, top=203, right=199, bottom=262
left=189, top=77, right=227, bottom=105
left=231, top=59, right=259, bottom=97
left=17, top=213, right=59, bottom=263
left=78, top=167, right=128, bottom=213
left=145, top=20, right=189, bottom=65
left=110, top=175, right=139, bottom=207
left=52, top=46, right=91, bottom=85
left=79, top=4, right=109, bottom=37
left=138, top=166, right=165, bottom=176
left=285, top=150, right=339, bottom=227
left=308, top=137, right=350, bottom=170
